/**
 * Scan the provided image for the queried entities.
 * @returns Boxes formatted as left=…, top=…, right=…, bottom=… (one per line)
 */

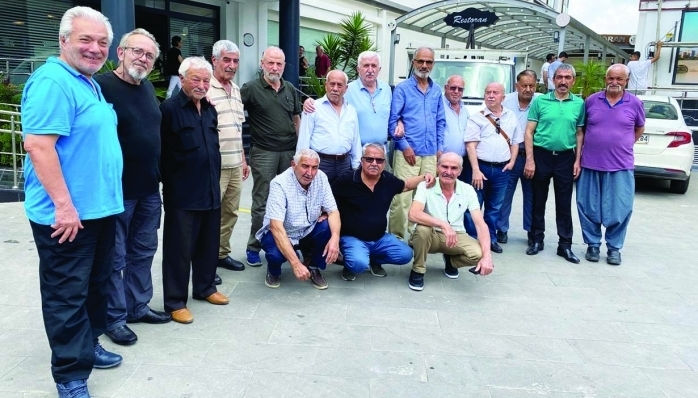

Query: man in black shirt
left=165, top=35, right=183, bottom=98
left=160, top=56, right=229, bottom=324
left=331, top=143, right=434, bottom=281
left=95, top=28, right=172, bottom=347
left=241, top=46, right=301, bottom=267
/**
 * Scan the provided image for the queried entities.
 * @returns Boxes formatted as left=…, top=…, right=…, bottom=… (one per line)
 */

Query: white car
left=634, top=95, right=694, bottom=194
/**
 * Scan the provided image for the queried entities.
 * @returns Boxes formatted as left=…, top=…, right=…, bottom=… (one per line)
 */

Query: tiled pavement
left=0, top=177, right=697, bottom=397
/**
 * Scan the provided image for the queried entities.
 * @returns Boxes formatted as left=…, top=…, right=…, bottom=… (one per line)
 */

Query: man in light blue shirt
left=298, top=70, right=361, bottom=183
left=497, top=70, right=542, bottom=245
left=442, top=75, right=468, bottom=157
left=547, top=51, right=567, bottom=91
left=388, top=46, right=446, bottom=240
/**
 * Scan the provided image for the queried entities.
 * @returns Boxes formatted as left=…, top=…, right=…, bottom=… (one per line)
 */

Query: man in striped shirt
left=208, top=40, right=250, bottom=278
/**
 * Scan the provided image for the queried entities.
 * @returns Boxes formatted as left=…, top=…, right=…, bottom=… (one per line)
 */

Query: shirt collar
left=409, top=74, right=434, bottom=88
left=175, top=88, right=211, bottom=110
left=442, top=94, right=464, bottom=110
left=260, top=74, right=285, bottom=90
left=598, top=90, right=630, bottom=106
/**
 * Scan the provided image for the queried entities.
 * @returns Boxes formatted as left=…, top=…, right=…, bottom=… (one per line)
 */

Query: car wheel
left=669, top=176, right=690, bottom=194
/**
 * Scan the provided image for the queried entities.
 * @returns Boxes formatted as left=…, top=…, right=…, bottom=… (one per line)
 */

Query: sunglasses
left=447, top=85, right=464, bottom=93
left=495, top=118, right=501, bottom=135
left=362, top=156, right=386, bottom=164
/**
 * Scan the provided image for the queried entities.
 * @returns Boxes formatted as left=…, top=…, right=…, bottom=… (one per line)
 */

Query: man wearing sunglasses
left=331, top=143, right=435, bottom=281
left=463, top=82, right=523, bottom=254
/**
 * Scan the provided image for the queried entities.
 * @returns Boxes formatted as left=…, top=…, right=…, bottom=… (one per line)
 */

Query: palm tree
left=571, top=60, right=606, bottom=98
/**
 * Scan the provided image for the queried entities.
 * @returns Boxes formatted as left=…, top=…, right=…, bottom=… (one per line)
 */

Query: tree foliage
left=571, top=60, right=606, bottom=98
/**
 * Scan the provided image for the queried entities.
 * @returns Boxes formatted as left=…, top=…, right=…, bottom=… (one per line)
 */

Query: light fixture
left=394, top=33, right=401, bottom=44
left=553, top=31, right=560, bottom=43
left=13, top=21, right=25, bottom=25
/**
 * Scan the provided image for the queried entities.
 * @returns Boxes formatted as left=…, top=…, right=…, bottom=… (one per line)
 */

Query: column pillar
left=279, top=0, right=300, bottom=88
left=102, top=0, right=135, bottom=62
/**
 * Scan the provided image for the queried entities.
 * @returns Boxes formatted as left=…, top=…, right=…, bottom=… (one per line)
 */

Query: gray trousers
left=247, top=146, right=295, bottom=252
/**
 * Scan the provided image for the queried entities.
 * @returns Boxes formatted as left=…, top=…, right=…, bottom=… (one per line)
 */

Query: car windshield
left=411, top=60, right=513, bottom=99
left=642, top=100, right=679, bottom=120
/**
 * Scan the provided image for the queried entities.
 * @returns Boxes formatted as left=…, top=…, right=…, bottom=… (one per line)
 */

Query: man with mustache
left=496, top=70, right=542, bottom=245
left=241, top=46, right=302, bottom=268
left=94, top=28, right=172, bottom=347
left=408, top=153, right=493, bottom=291
left=160, top=56, right=229, bottom=325
left=207, top=40, right=249, bottom=280
left=523, top=64, right=585, bottom=264
left=256, top=149, right=341, bottom=289
left=21, top=6, right=123, bottom=397
left=463, top=82, right=523, bottom=254
left=577, top=64, right=645, bottom=265
left=297, top=69, right=361, bottom=183
left=389, top=46, right=446, bottom=241
left=331, top=143, right=434, bottom=281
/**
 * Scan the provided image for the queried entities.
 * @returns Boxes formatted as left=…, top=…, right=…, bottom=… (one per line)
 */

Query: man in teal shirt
left=523, top=64, right=585, bottom=263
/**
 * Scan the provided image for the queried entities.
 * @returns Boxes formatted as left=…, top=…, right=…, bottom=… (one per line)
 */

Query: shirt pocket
left=176, top=126, right=200, bottom=152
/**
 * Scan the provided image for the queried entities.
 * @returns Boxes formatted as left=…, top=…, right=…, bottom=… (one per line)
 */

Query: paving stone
left=569, top=339, right=691, bottom=370
left=243, top=372, right=369, bottom=398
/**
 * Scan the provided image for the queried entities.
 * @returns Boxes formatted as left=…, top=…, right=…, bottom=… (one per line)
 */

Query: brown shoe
left=309, top=268, right=328, bottom=290
left=265, top=272, right=280, bottom=288
left=193, top=291, right=229, bottom=305
left=171, top=308, right=193, bottom=324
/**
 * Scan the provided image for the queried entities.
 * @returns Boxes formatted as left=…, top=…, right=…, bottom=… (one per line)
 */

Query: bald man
left=463, top=83, right=523, bottom=253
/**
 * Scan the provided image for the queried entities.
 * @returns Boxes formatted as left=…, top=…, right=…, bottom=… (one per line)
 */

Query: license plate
left=637, top=135, right=649, bottom=144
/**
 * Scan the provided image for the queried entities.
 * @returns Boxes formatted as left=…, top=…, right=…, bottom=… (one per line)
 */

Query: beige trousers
left=409, top=225, right=483, bottom=274
left=388, top=151, right=437, bottom=240
left=219, top=166, right=242, bottom=258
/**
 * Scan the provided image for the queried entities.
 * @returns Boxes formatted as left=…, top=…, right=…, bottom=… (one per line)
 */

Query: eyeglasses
left=495, top=118, right=501, bottom=135
left=125, top=47, right=156, bottom=62
left=414, top=59, right=434, bottom=65
left=447, top=85, right=464, bottom=93
left=362, top=156, right=386, bottom=164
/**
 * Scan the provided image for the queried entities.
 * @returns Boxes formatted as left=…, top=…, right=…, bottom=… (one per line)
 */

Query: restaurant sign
left=443, top=8, right=499, bottom=29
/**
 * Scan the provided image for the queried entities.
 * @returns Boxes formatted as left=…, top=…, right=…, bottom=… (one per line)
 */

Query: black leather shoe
left=490, top=242, right=503, bottom=253
left=607, top=249, right=622, bottom=266
left=585, top=246, right=600, bottom=262
left=128, top=309, right=172, bottom=324
left=214, top=274, right=222, bottom=285
left=93, top=342, right=123, bottom=369
left=105, top=325, right=137, bottom=346
left=218, top=256, right=245, bottom=271
left=496, top=230, right=508, bottom=244
left=526, top=242, right=544, bottom=255
left=557, top=247, right=580, bottom=264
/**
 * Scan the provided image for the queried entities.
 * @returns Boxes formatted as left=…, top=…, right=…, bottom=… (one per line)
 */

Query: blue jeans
left=463, top=161, right=510, bottom=242
left=261, top=219, right=331, bottom=277
left=108, top=193, right=161, bottom=329
left=340, top=233, right=413, bottom=274
left=497, top=154, right=532, bottom=233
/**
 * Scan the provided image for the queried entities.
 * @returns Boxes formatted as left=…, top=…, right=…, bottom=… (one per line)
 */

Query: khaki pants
left=388, top=151, right=437, bottom=240
left=219, top=166, right=242, bottom=258
left=409, top=225, right=482, bottom=274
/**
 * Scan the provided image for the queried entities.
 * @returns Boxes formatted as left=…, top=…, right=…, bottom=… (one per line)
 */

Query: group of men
left=20, top=6, right=649, bottom=398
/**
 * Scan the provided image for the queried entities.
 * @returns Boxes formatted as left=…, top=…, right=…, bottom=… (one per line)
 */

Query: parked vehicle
left=634, top=95, right=693, bottom=194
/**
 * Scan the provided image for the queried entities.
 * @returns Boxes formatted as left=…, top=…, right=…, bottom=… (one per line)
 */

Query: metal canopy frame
left=388, top=0, right=631, bottom=84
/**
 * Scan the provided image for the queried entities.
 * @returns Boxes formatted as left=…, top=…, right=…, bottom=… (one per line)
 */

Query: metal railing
left=0, top=106, right=23, bottom=189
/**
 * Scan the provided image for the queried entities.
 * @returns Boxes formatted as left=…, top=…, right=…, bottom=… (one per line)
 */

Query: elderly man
left=408, top=153, right=493, bottom=291
left=463, top=82, right=522, bottom=253
left=389, top=46, right=446, bottom=240
left=524, top=64, right=585, bottom=263
left=21, top=6, right=123, bottom=396
left=496, top=70, right=542, bottom=245
left=94, top=28, right=171, bottom=347
left=332, top=143, right=434, bottom=281
left=298, top=69, right=361, bottom=182
left=315, top=45, right=331, bottom=78
left=304, top=51, right=394, bottom=147
left=255, top=149, right=341, bottom=290
left=160, top=57, right=229, bottom=325
left=628, top=41, right=662, bottom=92
left=242, top=46, right=302, bottom=267
left=443, top=75, right=468, bottom=158
left=578, top=64, right=645, bottom=265
left=208, top=40, right=249, bottom=276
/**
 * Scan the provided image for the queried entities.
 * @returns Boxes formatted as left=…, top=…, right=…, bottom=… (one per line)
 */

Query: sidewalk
left=0, top=176, right=697, bottom=398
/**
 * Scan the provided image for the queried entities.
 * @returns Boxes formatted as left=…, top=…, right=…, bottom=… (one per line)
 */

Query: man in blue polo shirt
left=523, top=64, right=585, bottom=264
left=331, top=143, right=434, bottom=281
left=21, top=6, right=124, bottom=397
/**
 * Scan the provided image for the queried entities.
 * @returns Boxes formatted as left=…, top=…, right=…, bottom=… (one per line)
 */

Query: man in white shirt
left=297, top=69, right=362, bottom=183
left=627, top=41, right=662, bottom=93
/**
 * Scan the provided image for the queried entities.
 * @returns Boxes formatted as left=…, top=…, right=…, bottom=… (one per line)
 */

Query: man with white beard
left=94, top=28, right=172, bottom=347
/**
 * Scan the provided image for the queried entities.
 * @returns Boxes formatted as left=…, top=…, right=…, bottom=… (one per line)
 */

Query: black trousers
left=30, top=216, right=115, bottom=384
left=530, top=147, right=575, bottom=248
left=162, top=207, right=220, bottom=312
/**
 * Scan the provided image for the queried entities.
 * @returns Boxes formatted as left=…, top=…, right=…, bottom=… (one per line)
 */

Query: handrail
left=0, top=107, right=23, bottom=189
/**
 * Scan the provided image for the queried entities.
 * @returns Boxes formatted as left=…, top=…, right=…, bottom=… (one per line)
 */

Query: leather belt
left=478, top=159, right=509, bottom=167
left=534, top=147, right=574, bottom=156
left=317, top=152, right=349, bottom=161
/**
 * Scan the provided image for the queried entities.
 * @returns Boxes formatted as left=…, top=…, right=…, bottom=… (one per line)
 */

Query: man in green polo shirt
left=241, top=46, right=302, bottom=266
left=523, top=63, right=584, bottom=264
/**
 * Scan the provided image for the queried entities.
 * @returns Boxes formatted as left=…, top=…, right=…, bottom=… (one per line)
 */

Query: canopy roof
left=392, top=0, right=630, bottom=62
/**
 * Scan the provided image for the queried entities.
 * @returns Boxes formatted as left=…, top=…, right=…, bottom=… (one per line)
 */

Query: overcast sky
left=568, top=0, right=640, bottom=35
